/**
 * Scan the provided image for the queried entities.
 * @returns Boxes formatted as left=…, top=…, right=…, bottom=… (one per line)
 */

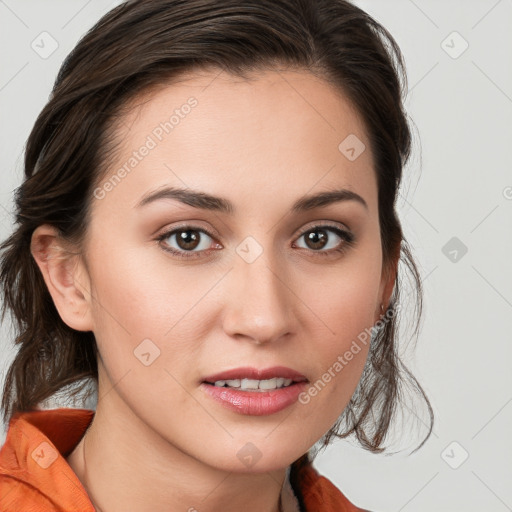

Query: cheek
left=297, top=300, right=372, bottom=434
left=297, top=250, right=381, bottom=416
left=86, top=240, right=215, bottom=387
left=88, top=240, right=191, bottom=335
left=316, top=252, right=381, bottom=345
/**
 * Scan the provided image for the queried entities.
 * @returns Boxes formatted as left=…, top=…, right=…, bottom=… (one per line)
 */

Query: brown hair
left=1, top=0, right=433, bottom=455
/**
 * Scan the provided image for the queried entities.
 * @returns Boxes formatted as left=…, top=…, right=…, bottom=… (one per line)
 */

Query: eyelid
left=155, top=221, right=220, bottom=240
left=295, top=220, right=351, bottom=238
left=156, top=221, right=351, bottom=242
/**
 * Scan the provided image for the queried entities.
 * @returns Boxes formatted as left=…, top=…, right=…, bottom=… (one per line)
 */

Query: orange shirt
left=0, top=408, right=368, bottom=511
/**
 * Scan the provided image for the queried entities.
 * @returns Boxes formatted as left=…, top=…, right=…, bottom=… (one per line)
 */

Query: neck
left=66, top=383, right=288, bottom=512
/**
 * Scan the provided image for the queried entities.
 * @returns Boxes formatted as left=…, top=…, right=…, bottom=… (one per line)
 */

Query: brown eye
left=174, top=229, right=201, bottom=250
left=303, top=229, right=329, bottom=250
left=293, top=225, right=355, bottom=256
left=157, top=226, right=220, bottom=259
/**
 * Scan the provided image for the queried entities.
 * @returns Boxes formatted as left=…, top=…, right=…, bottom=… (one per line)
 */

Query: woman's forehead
left=113, top=67, right=367, bottom=145
left=95, top=68, right=374, bottom=207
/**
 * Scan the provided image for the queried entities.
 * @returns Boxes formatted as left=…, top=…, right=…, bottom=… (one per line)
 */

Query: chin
left=199, top=435, right=312, bottom=474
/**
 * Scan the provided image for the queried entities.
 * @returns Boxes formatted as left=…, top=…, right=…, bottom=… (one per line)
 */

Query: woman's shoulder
left=290, top=453, right=373, bottom=512
left=0, top=407, right=96, bottom=512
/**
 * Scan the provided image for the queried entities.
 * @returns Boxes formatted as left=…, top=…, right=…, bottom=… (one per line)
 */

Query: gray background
left=1, top=1, right=511, bottom=511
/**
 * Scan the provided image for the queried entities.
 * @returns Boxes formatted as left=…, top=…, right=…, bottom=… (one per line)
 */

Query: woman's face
left=76, top=68, right=392, bottom=472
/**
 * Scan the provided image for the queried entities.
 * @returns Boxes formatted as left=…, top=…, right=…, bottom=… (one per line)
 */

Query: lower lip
left=200, top=381, right=308, bottom=416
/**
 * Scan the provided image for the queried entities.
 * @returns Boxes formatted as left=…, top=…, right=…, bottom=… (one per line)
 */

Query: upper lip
left=203, top=366, right=308, bottom=383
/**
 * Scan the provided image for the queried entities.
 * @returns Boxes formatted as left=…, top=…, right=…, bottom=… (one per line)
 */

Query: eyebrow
left=136, top=186, right=368, bottom=213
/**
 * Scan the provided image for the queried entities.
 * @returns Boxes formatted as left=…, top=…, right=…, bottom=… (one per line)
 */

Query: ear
left=30, top=224, right=94, bottom=332
left=376, top=241, right=401, bottom=321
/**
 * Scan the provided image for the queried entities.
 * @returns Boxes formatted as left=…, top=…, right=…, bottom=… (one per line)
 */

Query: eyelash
left=156, top=223, right=355, bottom=260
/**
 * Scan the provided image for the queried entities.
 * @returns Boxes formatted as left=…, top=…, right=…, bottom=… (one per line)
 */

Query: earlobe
left=30, top=224, right=94, bottom=332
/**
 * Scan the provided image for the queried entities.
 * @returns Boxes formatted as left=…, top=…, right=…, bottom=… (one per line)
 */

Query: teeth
left=212, top=378, right=293, bottom=391
left=259, top=378, right=278, bottom=390
left=241, top=378, right=259, bottom=389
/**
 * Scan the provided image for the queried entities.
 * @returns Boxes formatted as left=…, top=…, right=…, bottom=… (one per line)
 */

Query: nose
left=221, top=247, right=295, bottom=345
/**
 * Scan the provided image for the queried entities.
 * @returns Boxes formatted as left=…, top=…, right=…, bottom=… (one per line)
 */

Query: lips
left=200, top=366, right=310, bottom=415
left=202, top=366, right=308, bottom=384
